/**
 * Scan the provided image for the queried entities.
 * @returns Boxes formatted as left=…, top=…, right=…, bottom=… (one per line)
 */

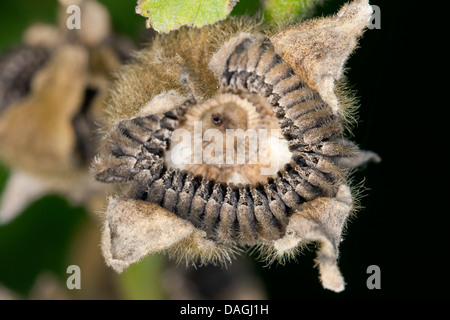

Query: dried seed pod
left=0, top=0, right=135, bottom=223
left=94, top=0, right=380, bottom=292
left=0, top=46, right=50, bottom=114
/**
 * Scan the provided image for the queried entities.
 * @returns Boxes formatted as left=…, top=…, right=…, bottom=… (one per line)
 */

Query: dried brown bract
left=93, top=0, right=379, bottom=292
left=0, top=0, right=134, bottom=222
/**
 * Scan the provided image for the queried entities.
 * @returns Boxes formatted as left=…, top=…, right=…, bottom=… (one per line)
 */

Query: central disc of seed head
left=166, top=93, right=292, bottom=185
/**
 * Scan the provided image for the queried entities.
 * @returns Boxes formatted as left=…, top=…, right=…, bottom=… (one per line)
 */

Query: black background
left=252, top=0, right=448, bottom=299
left=0, top=0, right=446, bottom=301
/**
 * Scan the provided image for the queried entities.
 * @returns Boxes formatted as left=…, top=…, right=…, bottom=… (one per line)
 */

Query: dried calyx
left=0, top=0, right=135, bottom=223
left=0, top=0, right=133, bottom=173
left=93, top=0, right=379, bottom=292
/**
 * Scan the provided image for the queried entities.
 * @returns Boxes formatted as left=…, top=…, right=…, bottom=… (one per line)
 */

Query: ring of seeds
left=95, top=35, right=353, bottom=244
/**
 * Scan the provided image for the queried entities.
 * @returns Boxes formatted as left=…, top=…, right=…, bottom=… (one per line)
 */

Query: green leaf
left=136, top=0, right=238, bottom=33
left=264, top=0, right=324, bottom=24
left=230, top=0, right=260, bottom=17
left=118, top=254, right=166, bottom=299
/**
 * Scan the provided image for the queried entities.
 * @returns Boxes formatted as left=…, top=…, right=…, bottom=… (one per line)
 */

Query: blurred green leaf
left=98, top=0, right=146, bottom=41
left=0, top=0, right=57, bottom=51
left=118, top=254, right=166, bottom=299
left=264, top=0, right=323, bottom=23
left=0, top=195, right=87, bottom=296
left=231, top=0, right=260, bottom=17
left=136, top=0, right=238, bottom=33
left=0, top=162, right=9, bottom=196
